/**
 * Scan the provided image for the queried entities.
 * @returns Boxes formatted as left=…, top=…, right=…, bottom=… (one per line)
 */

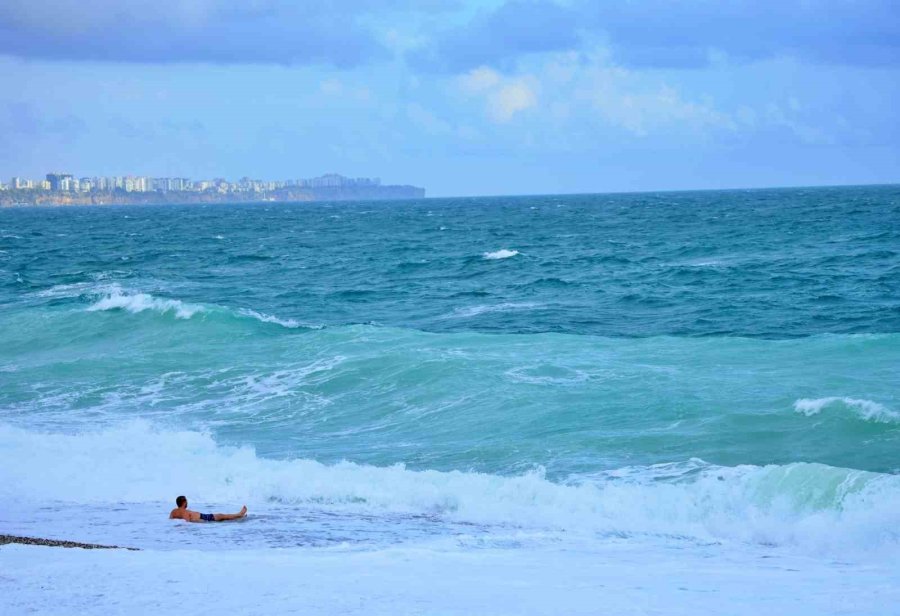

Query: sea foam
left=3, top=421, right=900, bottom=556
left=237, top=308, right=305, bottom=329
left=81, top=285, right=311, bottom=329
left=87, top=288, right=205, bottom=319
left=447, top=302, right=541, bottom=318
left=483, top=249, right=519, bottom=260
left=793, top=397, right=899, bottom=423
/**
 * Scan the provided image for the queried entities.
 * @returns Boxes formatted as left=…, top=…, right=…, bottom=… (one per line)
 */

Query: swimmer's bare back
left=169, top=496, right=247, bottom=522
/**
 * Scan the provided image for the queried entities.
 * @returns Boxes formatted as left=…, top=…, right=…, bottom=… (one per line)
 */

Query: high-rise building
left=309, top=174, right=343, bottom=188
left=47, top=173, right=74, bottom=191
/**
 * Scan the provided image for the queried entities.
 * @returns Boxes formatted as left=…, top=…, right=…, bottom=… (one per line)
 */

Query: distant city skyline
left=1, top=171, right=385, bottom=195
left=1, top=1, right=898, bottom=197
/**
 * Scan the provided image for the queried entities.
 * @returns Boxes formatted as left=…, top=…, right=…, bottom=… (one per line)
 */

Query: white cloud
left=538, top=52, right=738, bottom=137
left=487, top=80, right=538, bottom=123
left=589, top=82, right=737, bottom=136
left=457, top=67, right=537, bottom=123
left=447, top=50, right=843, bottom=149
left=458, top=67, right=501, bottom=93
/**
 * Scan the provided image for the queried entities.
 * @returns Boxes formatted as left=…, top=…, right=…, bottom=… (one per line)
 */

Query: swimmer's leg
left=212, top=506, right=248, bottom=521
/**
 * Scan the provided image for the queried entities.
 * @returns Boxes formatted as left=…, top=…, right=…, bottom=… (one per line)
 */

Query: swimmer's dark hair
left=176, top=495, right=187, bottom=507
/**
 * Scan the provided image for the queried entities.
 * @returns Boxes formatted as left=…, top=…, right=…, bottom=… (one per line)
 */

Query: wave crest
left=236, top=309, right=313, bottom=329
left=75, top=284, right=316, bottom=330
left=87, top=288, right=205, bottom=319
left=793, top=397, right=899, bottom=423
left=483, top=249, right=519, bottom=260
left=3, top=422, right=900, bottom=555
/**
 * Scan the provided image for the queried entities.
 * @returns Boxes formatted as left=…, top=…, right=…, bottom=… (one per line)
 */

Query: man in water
left=169, top=495, right=247, bottom=522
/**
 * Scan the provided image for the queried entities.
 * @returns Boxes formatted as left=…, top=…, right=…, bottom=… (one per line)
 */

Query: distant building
left=0, top=170, right=418, bottom=202
left=47, top=173, right=74, bottom=191
left=300, top=174, right=381, bottom=189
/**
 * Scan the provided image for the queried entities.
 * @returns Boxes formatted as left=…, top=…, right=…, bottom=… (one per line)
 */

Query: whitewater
left=1, top=186, right=899, bottom=614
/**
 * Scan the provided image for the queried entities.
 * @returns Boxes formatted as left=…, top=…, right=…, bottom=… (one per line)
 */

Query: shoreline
left=3, top=539, right=897, bottom=615
left=0, top=534, right=139, bottom=551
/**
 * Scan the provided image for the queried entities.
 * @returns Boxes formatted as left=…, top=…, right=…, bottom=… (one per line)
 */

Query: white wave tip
left=238, top=309, right=304, bottom=329
left=483, top=249, right=519, bottom=260
left=87, top=290, right=204, bottom=319
left=793, top=397, right=899, bottom=423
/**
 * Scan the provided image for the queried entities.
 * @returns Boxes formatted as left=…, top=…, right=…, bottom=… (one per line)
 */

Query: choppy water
left=1, top=185, right=899, bottom=559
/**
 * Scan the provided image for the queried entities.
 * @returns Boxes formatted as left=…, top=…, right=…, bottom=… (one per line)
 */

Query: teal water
left=1, top=185, right=899, bottom=553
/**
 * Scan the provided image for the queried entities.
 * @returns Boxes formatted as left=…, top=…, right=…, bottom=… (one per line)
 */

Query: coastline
left=2, top=540, right=898, bottom=615
left=0, top=534, right=139, bottom=551
left=0, top=184, right=425, bottom=207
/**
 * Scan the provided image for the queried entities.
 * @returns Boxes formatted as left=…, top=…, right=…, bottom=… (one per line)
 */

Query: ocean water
left=2, top=185, right=900, bottom=613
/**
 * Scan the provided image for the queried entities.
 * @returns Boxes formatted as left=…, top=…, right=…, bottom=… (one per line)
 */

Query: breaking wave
left=794, top=397, right=900, bottom=424
left=3, top=422, right=899, bottom=556
left=77, top=284, right=315, bottom=330
left=87, top=288, right=206, bottom=319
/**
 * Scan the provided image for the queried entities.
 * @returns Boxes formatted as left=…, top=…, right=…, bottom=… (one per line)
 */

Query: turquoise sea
left=2, top=186, right=900, bottom=613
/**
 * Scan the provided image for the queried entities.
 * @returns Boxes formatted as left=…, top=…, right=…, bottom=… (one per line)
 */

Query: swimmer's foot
left=238, top=506, right=247, bottom=518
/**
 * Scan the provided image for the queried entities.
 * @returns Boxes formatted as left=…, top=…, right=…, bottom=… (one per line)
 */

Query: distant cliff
left=0, top=184, right=425, bottom=206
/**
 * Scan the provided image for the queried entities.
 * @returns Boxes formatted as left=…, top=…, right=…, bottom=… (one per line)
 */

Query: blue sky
left=1, top=0, right=898, bottom=196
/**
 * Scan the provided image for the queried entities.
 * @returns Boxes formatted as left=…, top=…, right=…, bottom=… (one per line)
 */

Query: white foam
left=35, top=281, right=102, bottom=299
left=34, top=278, right=128, bottom=299
left=794, top=397, right=900, bottom=423
left=483, top=249, right=519, bottom=260
left=47, top=282, right=316, bottom=328
left=2, top=422, right=899, bottom=556
left=505, top=365, right=589, bottom=385
left=86, top=287, right=205, bottom=319
left=5, top=540, right=899, bottom=616
left=237, top=308, right=304, bottom=329
left=448, top=302, right=540, bottom=318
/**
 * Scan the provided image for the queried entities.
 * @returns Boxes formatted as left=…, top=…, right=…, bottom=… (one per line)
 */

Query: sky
left=1, top=0, right=898, bottom=197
